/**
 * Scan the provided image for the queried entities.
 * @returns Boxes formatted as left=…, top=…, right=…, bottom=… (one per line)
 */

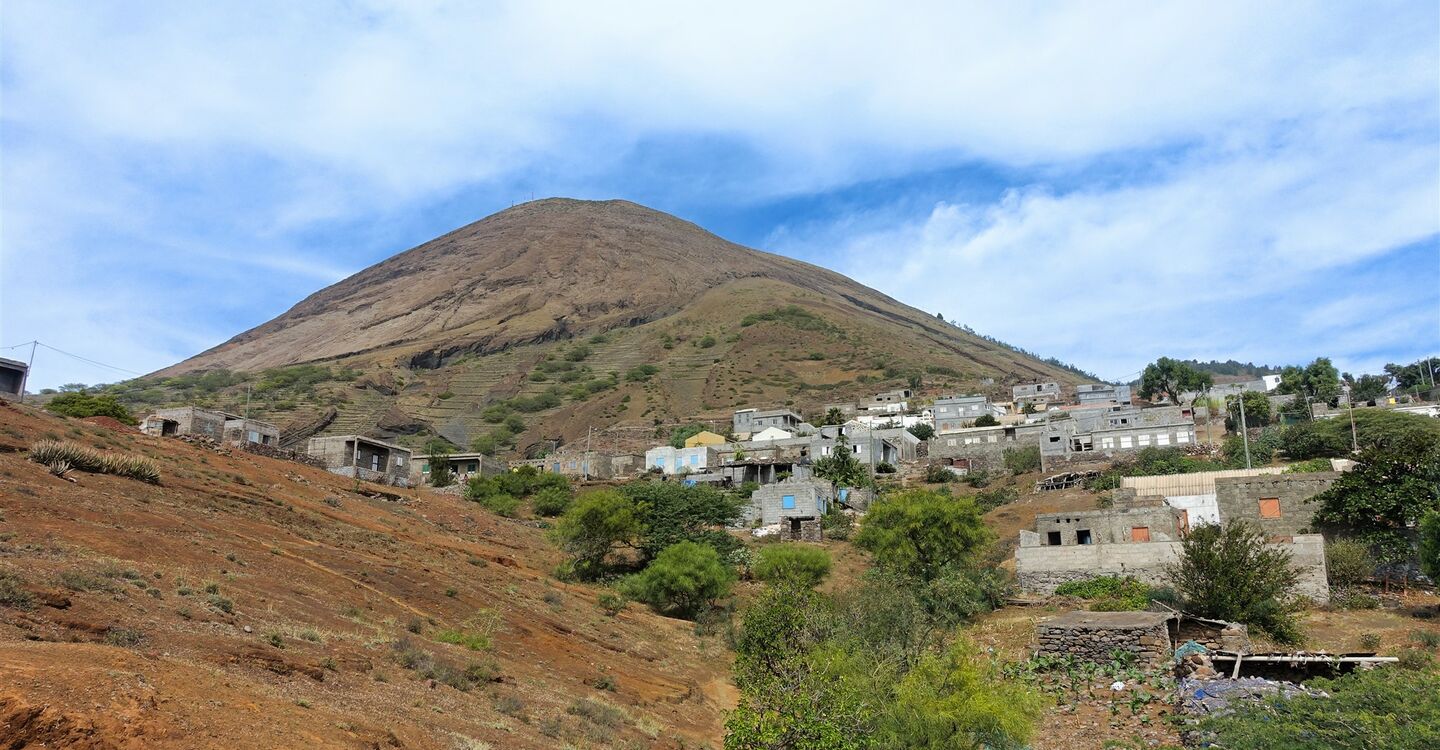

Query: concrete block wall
left=1214, top=473, right=1339, bottom=537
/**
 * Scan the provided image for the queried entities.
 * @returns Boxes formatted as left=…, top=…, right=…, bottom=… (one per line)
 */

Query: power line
left=10, top=340, right=147, bottom=377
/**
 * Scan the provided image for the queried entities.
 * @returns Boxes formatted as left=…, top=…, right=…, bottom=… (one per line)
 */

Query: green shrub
left=1053, top=576, right=1153, bottom=611
left=1285, top=457, right=1333, bottom=473
left=1168, top=520, right=1303, bottom=643
left=44, top=393, right=135, bottom=424
left=697, top=336, right=717, bottom=348
left=531, top=486, right=573, bottom=517
left=433, top=628, right=491, bottom=651
left=753, top=545, right=832, bottom=588
left=552, top=491, right=643, bottom=579
left=1003, top=444, right=1041, bottom=475
left=972, top=414, right=998, bottom=427
left=0, top=571, right=34, bottom=610
left=625, top=364, right=660, bottom=382
left=855, top=489, right=992, bottom=583
left=1325, top=538, right=1373, bottom=587
left=974, top=485, right=1018, bottom=512
left=619, top=541, right=735, bottom=619
left=477, top=493, right=519, bottom=517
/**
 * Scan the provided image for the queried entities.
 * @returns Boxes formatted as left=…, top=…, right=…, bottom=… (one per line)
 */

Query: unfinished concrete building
left=411, top=452, right=507, bottom=485
left=1214, top=472, right=1342, bottom=537
left=0, top=357, right=27, bottom=401
left=745, top=478, right=832, bottom=526
left=733, top=408, right=805, bottom=439
left=1028, top=506, right=1186, bottom=547
left=1013, top=382, right=1061, bottom=408
left=933, top=394, right=1004, bottom=433
left=306, top=435, right=412, bottom=487
left=141, top=406, right=279, bottom=446
left=1076, top=383, right=1133, bottom=406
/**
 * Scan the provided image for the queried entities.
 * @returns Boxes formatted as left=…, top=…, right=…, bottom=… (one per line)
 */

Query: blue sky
left=2, top=1, right=1437, bottom=390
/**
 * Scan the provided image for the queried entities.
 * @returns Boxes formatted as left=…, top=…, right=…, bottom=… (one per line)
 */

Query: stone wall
left=238, top=440, right=326, bottom=469
left=1036, top=611, right=1175, bottom=665
left=1214, top=473, right=1339, bottom=537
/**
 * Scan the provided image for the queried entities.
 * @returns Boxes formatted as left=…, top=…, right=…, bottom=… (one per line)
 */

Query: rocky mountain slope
left=131, top=199, right=1082, bottom=453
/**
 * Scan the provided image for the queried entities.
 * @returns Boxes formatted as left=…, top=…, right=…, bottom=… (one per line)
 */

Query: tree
left=823, top=408, right=847, bottom=426
left=854, top=490, right=993, bottom=583
left=424, top=438, right=453, bottom=487
left=1277, top=357, right=1341, bottom=406
left=1167, top=520, right=1302, bottom=643
left=1225, top=391, right=1271, bottom=431
left=1343, top=372, right=1391, bottom=403
left=1138, top=357, right=1214, bottom=405
left=972, top=414, right=998, bottom=428
left=44, top=393, right=135, bottom=424
left=1312, top=431, right=1440, bottom=539
left=907, top=372, right=923, bottom=392
left=619, top=480, right=745, bottom=562
left=552, top=491, right=643, bottom=579
left=1419, top=510, right=1440, bottom=580
left=1279, top=422, right=1348, bottom=459
left=619, top=541, right=735, bottom=619
left=907, top=423, right=935, bottom=440
left=668, top=423, right=709, bottom=449
left=1385, top=359, right=1439, bottom=392
left=754, top=545, right=832, bottom=588
left=531, top=486, right=573, bottom=517
left=813, top=434, right=869, bottom=489
left=877, top=637, right=1044, bottom=750
left=470, top=434, right=498, bottom=455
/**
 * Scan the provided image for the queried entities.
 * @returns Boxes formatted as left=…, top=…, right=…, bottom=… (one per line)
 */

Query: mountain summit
left=153, top=198, right=1078, bottom=448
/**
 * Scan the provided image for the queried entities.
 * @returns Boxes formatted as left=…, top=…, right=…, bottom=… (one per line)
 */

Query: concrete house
left=0, top=357, right=28, bottom=401
left=1214, top=472, right=1342, bottom=537
left=1027, top=406, right=1197, bottom=461
left=684, top=430, right=728, bottom=448
left=645, top=445, right=719, bottom=475
left=746, top=478, right=832, bottom=526
left=141, top=406, right=279, bottom=447
left=1118, top=467, right=1290, bottom=528
left=749, top=426, right=794, bottom=442
left=1076, top=383, right=1133, bottom=406
left=1026, top=506, right=1186, bottom=547
left=933, top=394, right=1004, bottom=433
left=1013, top=382, right=1061, bottom=408
left=411, top=452, right=506, bottom=485
left=860, top=389, right=912, bottom=413
left=306, top=435, right=412, bottom=487
left=733, top=408, right=804, bottom=439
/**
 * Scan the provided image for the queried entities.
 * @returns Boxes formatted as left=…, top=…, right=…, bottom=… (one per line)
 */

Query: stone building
left=745, top=478, right=832, bottom=526
left=1036, top=611, right=1177, bottom=666
left=141, top=406, right=279, bottom=446
left=411, top=451, right=507, bottom=485
left=306, top=435, right=412, bottom=487
left=1214, top=473, right=1341, bottom=537
left=1027, top=506, right=1186, bottom=547
left=0, top=357, right=27, bottom=400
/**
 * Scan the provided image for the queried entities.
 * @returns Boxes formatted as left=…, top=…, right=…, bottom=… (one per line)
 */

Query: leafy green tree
left=1279, top=422, right=1348, bottom=459
left=814, top=434, right=870, bottom=489
left=1138, top=357, right=1214, bottom=405
left=44, top=393, right=135, bottom=424
left=907, top=422, right=936, bottom=440
left=877, top=637, right=1044, bottom=750
left=1385, top=359, right=1438, bottom=391
left=1277, top=357, right=1342, bottom=405
left=619, top=480, right=745, bottom=562
left=754, top=545, right=832, bottom=588
left=1167, top=520, right=1302, bottom=643
left=531, top=486, right=573, bottom=517
left=619, top=541, right=735, bottom=619
left=668, top=422, right=710, bottom=449
left=971, top=414, right=998, bottom=428
left=823, top=408, right=847, bottom=426
left=906, top=373, right=923, bottom=392
left=854, top=490, right=993, bottom=584
left=552, top=491, right=643, bottom=579
left=1225, top=391, right=1271, bottom=431
left=1343, top=372, right=1391, bottom=403
left=424, top=438, right=454, bottom=488
left=1312, top=431, right=1440, bottom=541
left=470, top=434, right=498, bottom=455
left=1419, top=510, right=1440, bottom=580
left=1199, top=667, right=1440, bottom=750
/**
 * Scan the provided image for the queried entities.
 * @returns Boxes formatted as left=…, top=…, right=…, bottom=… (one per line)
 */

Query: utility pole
left=1347, top=400, right=1359, bottom=453
left=1237, top=392, right=1253, bottom=469
left=583, top=425, right=592, bottom=481
left=18, top=341, right=36, bottom=404
left=244, top=383, right=252, bottom=419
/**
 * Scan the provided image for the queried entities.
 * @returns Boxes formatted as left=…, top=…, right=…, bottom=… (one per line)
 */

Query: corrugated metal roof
left=1122, top=467, right=1286, bottom=496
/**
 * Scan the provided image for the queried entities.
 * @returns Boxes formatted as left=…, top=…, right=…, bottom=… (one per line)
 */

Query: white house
left=750, top=426, right=795, bottom=442
left=644, top=445, right=718, bottom=475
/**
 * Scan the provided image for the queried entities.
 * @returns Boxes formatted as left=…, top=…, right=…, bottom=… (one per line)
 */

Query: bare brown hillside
left=132, top=199, right=1082, bottom=452
left=0, top=401, right=733, bottom=749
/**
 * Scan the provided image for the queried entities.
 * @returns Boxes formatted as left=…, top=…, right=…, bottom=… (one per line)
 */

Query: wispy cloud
left=2, top=1, right=1436, bottom=388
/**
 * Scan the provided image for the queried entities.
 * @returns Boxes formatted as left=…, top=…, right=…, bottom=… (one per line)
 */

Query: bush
left=44, top=393, right=135, bottom=424
left=553, top=491, right=643, bottom=579
left=1325, top=538, right=1373, bottom=587
left=922, top=463, right=956, bottom=484
left=973, top=485, right=1018, bottom=512
left=972, top=414, right=998, bottom=428
left=854, top=489, right=992, bottom=583
left=1198, top=667, right=1440, bottom=750
left=476, top=492, right=519, bottom=517
left=1168, top=520, right=1303, bottom=643
left=1280, top=422, right=1349, bottom=460
left=625, top=364, right=660, bottom=382
left=1421, top=509, right=1440, bottom=581
left=1053, top=576, right=1152, bottom=611
left=1003, top=445, right=1041, bottom=475
left=531, top=486, right=573, bottom=517
left=754, top=546, right=832, bottom=589
left=0, top=571, right=34, bottom=610
left=907, top=423, right=935, bottom=441
left=619, top=541, right=735, bottom=619
left=874, top=461, right=897, bottom=474
left=1285, top=457, right=1333, bottom=473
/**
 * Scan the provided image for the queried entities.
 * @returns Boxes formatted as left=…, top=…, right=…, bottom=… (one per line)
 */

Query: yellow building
left=683, top=430, right=728, bottom=448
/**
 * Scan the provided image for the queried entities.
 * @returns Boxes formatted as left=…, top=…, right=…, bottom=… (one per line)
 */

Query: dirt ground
left=0, top=401, right=733, bottom=749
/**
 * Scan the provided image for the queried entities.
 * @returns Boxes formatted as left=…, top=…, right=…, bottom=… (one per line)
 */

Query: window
left=1101, top=437, right=1115, bottom=449
left=422, top=462, right=430, bottom=472
left=1076, top=529, right=1093, bottom=545
left=1120, top=436, right=1133, bottom=448
left=1176, top=432, right=1190, bottom=444
left=1047, top=531, right=1062, bottom=546
left=1138, top=434, right=1151, bottom=446
left=1156, top=433, right=1170, bottom=446
left=1131, top=526, right=1151, bottom=542
left=781, top=494, right=796, bottom=510
left=247, top=430, right=261, bottom=443
left=688, top=454, right=699, bottom=465
left=1259, top=498, right=1282, bottom=519
left=947, top=439, right=957, bottom=446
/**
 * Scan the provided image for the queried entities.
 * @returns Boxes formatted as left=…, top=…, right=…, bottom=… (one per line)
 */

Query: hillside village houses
left=306, top=434, right=412, bottom=487
left=1013, top=381, right=1062, bottom=409
left=140, top=405, right=280, bottom=446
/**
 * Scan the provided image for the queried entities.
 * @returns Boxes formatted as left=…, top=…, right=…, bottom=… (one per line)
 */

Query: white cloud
left=1, top=1, right=1436, bottom=387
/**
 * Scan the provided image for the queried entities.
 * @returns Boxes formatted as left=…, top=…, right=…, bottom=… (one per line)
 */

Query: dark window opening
left=1047, top=531, right=1062, bottom=546
left=1077, top=529, right=1093, bottom=545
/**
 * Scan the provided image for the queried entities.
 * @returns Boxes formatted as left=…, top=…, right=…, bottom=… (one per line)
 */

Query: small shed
left=1036, top=610, right=1177, bottom=666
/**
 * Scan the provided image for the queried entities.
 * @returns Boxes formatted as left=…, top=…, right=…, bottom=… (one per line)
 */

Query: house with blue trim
left=746, top=478, right=833, bottom=525
left=643, top=445, right=719, bottom=475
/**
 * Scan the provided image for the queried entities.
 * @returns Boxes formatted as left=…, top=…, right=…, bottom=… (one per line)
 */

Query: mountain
left=136, top=199, right=1083, bottom=452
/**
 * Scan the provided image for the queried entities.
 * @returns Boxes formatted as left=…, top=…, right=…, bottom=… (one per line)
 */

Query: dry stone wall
left=1036, top=612, right=1174, bottom=665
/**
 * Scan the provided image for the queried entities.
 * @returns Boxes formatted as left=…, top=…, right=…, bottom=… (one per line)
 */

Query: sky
left=2, top=1, right=1437, bottom=390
